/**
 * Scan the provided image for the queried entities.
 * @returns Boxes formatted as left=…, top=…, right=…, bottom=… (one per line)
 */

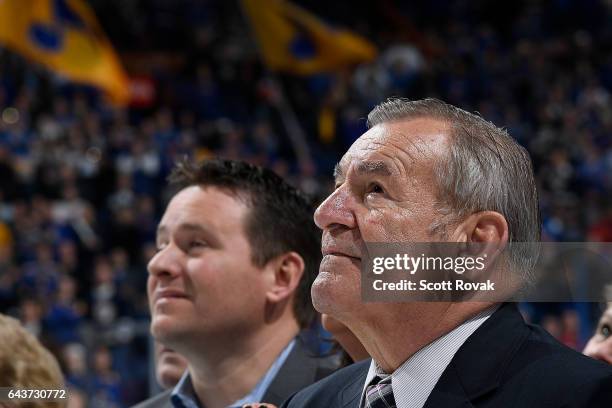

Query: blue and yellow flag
left=0, top=0, right=129, bottom=104
left=242, top=0, right=377, bottom=75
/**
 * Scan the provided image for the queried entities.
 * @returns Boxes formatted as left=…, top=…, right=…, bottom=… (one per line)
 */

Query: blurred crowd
left=0, top=0, right=611, bottom=406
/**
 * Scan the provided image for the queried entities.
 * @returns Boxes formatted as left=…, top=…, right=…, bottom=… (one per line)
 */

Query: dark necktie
left=364, top=375, right=396, bottom=408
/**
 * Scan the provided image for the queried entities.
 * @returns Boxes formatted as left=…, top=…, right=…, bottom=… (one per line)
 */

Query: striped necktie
left=364, top=375, right=396, bottom=408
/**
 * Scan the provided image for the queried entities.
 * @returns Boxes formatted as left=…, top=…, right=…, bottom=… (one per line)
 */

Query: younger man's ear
left=265, top=251, right=304, bottom=304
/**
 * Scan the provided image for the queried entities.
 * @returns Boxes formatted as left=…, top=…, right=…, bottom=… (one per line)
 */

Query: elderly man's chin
left=312, top=257, right=360, bottom=314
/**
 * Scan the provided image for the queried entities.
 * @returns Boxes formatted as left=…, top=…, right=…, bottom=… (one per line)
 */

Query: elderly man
left=282, top=98, right=612, bottom=407
left=134, top=159, right=336, bottom=408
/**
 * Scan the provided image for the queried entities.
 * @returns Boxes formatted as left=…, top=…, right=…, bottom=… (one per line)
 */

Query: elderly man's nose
left=314, top=188, right=356, bottom=230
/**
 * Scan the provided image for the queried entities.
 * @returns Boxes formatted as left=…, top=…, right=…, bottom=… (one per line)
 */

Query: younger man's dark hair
left=168, top=158, right=321, bottom=329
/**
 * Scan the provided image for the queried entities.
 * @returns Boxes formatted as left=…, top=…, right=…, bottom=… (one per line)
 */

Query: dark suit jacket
left=282, top=303, right=612, bottom=408
left=132, top=336, right=338, bottom=408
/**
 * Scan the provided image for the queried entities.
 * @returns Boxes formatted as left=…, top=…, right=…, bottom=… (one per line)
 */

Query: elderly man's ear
left=450, top=211, right=509, bottom=244
left=448, top=211, right=510, bottom=275
left=263, top=251, right=305, bottom=304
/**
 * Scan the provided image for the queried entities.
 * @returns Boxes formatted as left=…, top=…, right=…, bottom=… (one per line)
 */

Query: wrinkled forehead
left=336, top=118, right=450, bottom=178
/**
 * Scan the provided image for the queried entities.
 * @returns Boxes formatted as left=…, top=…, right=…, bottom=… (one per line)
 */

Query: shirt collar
left=231, top=339, right=295, bottom=407
left=170, top=339, right=296, bottom=408
left=360, top=306, right=498, bottom=408
left=171, top=371, right=199, bottom=408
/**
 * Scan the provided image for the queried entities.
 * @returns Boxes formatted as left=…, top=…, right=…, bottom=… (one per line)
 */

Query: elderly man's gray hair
left=367, top=97, right=541, bottom=281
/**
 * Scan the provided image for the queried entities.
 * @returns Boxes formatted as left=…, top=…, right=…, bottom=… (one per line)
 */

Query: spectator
left=135, top=159, right=336, bottom=408
left=584, top=303, right=612, bottom=364
left=283, top=98, right=612, bottom=407
left=44, top=274, right=85, bottom=344
left=89, top=346, right=122, bottom=408
left=154, top=342, right=188, bottom=390
left=0, top=1, right=611, bottom=405
left=0, top=313, right=66, bottom=408
left=321, top=313, right=368, bottom=363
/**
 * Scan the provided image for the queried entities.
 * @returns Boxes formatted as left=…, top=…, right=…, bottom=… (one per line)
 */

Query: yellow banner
left=242, top=0, right=377, bottom=75
left=0, top=0, right=129, bottom=104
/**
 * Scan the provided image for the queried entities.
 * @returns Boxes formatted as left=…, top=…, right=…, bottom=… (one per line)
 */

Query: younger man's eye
left=189, top=240, right=207, bottom=249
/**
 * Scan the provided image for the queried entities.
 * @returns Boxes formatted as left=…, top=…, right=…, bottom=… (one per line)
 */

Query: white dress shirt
left=360, top=306, right=497, bottom=408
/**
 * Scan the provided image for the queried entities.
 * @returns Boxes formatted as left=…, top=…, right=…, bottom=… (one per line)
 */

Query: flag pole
left=265, top=77, right=312, bottom=164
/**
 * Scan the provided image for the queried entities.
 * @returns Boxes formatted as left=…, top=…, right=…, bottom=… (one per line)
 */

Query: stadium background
left=0, top=0, right=611, bottom=406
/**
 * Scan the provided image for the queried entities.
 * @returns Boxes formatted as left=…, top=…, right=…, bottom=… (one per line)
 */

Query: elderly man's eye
left=601, top=324, right=611, bottom=338
left=367, top=183, right=384, bottom=194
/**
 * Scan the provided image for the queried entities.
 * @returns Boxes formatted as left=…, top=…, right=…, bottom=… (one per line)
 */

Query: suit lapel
left=261, top=337, right=319, bottom=406
left=425, top=303, right=529, bottom=407
left=423, top=365, right=473, bottom=408
left=340, top=360, right=370, bottom=408
left=424, top=390, right=474, bottom=408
